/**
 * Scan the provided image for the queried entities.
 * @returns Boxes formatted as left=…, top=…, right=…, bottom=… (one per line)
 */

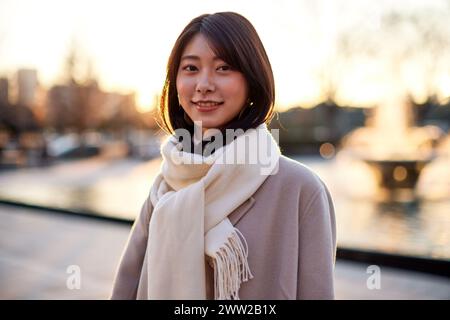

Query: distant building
left=46, top=81, right=140, bottom=132
left=0, top=74, right=41, bottom=135
left=46, top=84, right=78, bottom=131
left=0, top=77, right=9, bottom=105
left=17, top=69, right=38, bottom=107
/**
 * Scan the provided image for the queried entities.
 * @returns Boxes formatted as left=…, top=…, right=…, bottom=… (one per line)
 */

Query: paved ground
left=0, top=204, right=448, bottom=300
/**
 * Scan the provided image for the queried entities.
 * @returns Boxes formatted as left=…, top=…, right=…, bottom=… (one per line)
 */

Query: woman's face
left=176, top=33, right=248, bottom=132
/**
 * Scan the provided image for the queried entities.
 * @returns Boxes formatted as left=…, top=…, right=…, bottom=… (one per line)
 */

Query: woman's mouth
left=193, top=101, right=224, bottom=112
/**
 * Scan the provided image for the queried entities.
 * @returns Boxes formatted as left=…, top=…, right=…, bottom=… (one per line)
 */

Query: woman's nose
left=196, top=72, right=215, bottom=93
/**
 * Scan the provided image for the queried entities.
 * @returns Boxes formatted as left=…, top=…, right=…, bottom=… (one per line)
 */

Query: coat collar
left=229, top=196, right=256, bottom=226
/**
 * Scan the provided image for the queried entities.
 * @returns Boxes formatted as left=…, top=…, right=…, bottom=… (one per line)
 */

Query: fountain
left=340, top=94, right=445, bottom=202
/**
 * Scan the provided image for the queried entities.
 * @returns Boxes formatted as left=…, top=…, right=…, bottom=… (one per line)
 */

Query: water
left=0, top=154, right=448, bottom=260
left=291, top=154, right=450, bottom=260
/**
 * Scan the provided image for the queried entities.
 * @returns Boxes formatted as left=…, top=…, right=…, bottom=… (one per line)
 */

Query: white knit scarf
left=146, top=123, right=280, bottom=299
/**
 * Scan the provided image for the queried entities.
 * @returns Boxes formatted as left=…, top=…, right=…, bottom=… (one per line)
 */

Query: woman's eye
left=217, top=65, right=231, bottom=71
left=183, top=65, right=197, bottom=72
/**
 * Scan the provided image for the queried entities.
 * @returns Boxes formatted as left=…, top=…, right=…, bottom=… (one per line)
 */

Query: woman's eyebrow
left=181, top=55, right=223, bottom=61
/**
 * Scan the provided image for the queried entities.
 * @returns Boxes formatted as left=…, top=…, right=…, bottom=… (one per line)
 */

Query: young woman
left=111, top=11, right=336, bottom=300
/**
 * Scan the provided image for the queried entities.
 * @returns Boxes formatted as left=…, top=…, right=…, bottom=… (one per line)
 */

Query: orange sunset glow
left=0, top=0, right=449, bottom=112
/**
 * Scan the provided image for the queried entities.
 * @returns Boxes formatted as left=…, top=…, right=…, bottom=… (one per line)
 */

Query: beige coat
left=110, top=156, right=337, bottom=299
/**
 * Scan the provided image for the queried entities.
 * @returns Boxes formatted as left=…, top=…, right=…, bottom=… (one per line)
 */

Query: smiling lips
left=192, top=100, right=224, bottom=112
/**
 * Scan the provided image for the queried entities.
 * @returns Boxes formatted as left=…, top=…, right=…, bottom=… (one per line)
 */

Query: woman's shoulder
left=273, top=156, right=335, bottom=224
left=271, top=155, right=328, bottom=195
left=278, top=155, right=325, bottom=184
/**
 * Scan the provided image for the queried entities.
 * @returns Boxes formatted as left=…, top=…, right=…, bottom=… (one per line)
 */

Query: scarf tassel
left=211, top=228, right=254, bottom=300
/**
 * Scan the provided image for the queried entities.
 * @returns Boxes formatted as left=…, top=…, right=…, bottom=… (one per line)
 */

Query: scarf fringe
left=211, top=228, right=254, bottom=300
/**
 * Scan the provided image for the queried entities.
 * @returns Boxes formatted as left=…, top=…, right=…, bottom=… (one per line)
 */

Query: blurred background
left=0, top=0, right=449, bottom=299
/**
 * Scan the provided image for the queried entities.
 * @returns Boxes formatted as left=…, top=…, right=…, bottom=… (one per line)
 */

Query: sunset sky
left=0, top=0, right=449, bottom=112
